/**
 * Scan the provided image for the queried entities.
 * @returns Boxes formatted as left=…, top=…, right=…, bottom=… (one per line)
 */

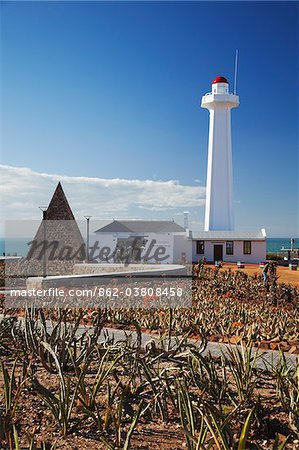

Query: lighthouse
left=202, top=76, right=239, bottom=231
left=188, top=76, right=266, bottom=264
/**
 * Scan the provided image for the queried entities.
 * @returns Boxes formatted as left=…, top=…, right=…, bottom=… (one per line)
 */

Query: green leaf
left=99, top=436, right=115, bottom=450
left=123, top=400, right=144, bottom=450
left=13, top=425, right=20, bottom=450
left=202, top=410, right=230, bottom=450
left=238, top=408, right=254, bottom=450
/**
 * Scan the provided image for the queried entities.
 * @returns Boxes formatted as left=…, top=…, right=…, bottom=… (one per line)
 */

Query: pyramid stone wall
left=26, top=182, right=85, bottom=276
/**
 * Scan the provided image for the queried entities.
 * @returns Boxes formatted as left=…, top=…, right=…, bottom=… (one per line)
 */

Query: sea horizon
left=0, top=236, right=298, bottom=257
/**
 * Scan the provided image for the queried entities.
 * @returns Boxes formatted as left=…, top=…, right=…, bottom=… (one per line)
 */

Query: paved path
left=55, top=325, right=299, bottom=370
left=85, top=325, right=298, bottom=370
left=1, top=315, right=297, bottom=370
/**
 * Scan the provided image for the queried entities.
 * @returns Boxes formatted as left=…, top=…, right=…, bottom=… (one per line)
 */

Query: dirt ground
left=208, top=263, right=299, bottom=287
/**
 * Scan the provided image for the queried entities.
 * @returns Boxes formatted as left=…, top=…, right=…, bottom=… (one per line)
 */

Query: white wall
left=90, top=233, right=266, bottom=264
left=173, top=235, right=192, bottom=263
left=90, top=232, right=175, bottom=263
left=89, top=233, right=117, bottom=262
left=142, top=233, right=174, bottom=263
left=192, top=239, right=266, bottom=264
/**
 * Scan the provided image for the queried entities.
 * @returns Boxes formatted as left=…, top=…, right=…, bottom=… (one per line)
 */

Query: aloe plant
left=75, top=346, right=122, bottom=429
left=275, top=353, right=299, bottom=432
left=0, top=358, right=31, bottom=448
left=101, top=382, right=147, bottom=449
left=190, top=350, right=229, bottom=407
left=32, top=341, right=83, bottom=436
left=22, top=307, right=103, bottom=373
left=222, top=340, right=261, bottom=407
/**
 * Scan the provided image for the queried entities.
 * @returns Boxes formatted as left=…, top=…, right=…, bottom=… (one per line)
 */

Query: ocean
left=266, top=238, right=299, bottom=253
left=0, top=238, right=34, bottom=257
left=0, top=237, right=298, bottom=257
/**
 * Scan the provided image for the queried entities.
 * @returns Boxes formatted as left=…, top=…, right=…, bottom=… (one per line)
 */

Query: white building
left=90, top=220, right=188, bottom=264
left=190, top=229, right=267, bottom=264
left=89, top=220, right=266, bottom=264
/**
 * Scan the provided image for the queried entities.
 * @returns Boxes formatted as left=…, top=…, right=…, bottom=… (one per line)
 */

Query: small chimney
left=183, top=211, right=189, bottom=230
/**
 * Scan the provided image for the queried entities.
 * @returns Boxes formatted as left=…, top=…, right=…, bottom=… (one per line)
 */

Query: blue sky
left=1, top=1, right=298, bottom=237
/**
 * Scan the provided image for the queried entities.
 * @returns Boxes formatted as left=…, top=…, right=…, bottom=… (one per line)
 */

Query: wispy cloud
left=0, top=165, right=206, bottom=225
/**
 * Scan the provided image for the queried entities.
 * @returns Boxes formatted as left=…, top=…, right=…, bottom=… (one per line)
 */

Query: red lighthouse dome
left=212, top=76, right=228, bottom=84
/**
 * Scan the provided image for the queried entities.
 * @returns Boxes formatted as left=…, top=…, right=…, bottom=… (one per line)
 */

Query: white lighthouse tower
left=202, top=76, right=239, bottom=231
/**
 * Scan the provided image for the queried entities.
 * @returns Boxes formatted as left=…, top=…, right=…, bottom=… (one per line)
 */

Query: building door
left=213, top=245, right=223, bottom=262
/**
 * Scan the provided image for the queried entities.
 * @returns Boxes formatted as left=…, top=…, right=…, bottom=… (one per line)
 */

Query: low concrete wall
left=27, top=264, right=187, bottom=289
left=73, top=263, right=179, bottom=275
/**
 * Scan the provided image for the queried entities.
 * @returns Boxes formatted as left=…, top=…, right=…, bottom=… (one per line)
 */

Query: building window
left=196, top=240, right=205, bottom=254
left=226, top=241, right=234, bottom=255
left=243, top=241, right=251, bottom=255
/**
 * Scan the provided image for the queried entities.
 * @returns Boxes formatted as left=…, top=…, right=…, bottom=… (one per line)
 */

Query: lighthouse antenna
left=234, top=49, right=239, bottom=95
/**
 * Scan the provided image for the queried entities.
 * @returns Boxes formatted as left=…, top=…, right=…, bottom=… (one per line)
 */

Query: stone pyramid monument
left=45, top=182, right=78, bottom=221
left=28, top=182, right=85, bottom=275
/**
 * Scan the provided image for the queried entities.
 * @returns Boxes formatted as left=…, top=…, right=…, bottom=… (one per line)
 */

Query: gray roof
left=191, top=229, right=266, bottom=240
left=95, top=220, right=185, bottom=234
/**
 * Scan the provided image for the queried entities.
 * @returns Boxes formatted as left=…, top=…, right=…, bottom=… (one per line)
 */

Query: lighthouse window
left=196, top=240, right=205, bottom=254
left=226, top=241, right=234, bottom=255
left=243, top=241, right=252, bottom=255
